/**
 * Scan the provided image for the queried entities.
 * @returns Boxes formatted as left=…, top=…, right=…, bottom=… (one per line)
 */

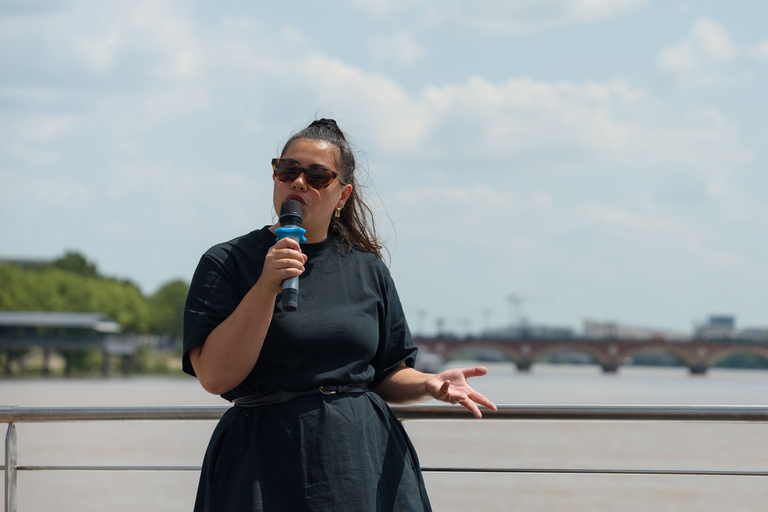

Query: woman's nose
left=291, top=172, right=308, bottom=191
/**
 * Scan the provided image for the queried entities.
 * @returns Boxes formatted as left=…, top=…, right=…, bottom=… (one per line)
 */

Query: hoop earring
left=334, top=208, right=342, bottom=219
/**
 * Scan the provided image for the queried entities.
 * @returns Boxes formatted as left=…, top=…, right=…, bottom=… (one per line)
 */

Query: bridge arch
left=531, top=344, right=602, bottom=366
left=443, top=343, right=520, bottom=363
left=708, top=346, right=768, bottom=369
left=414, top=338, right=768, bottom=375
left=622, top=345, right=688, bottom=368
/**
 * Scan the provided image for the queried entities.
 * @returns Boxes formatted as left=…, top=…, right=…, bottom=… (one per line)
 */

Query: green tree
left=148, top=279, right=189, bottom=338
left=0, top=264, right=151, bottom=333
left=50, top=250, right=99, bottom=278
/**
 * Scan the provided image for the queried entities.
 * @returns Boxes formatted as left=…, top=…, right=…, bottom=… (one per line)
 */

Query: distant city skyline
left=2, top=1, right=767, bottom=334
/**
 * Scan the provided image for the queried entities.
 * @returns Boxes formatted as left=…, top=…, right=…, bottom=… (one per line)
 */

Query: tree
left=1, top=253, right=189, bottom=336
left=50, top=251, right=99, bottom=278
left=148, top=279, right=189, bottom=338
left=0, top=264, right=151, bottom=333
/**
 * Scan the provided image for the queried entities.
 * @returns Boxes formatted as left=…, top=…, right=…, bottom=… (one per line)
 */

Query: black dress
left=183, top=226, right=432, bottom=511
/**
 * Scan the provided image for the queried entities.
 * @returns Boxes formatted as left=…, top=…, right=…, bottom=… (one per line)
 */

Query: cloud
left=387, top=183, right=713, bottom=263
left=0, top=86, right=64, bottom=102
left=389, top=183, right=554, bottom=244
left=347, top=0, right=429, bottom=17
left=2, top=2, right=752, bottom=195
left=745, top=40, right=768, bottom=61
left=0, top=111, right=75, bottom=166
left=9, top=1, right=744, bottom=186
left=658, top=18, right=767, bottom=88
left=296, top=54, right=434, bottom=152
left=368, top=32, right=427, bottom=66
left=2, top=0, right=764, bottom=322
left=21, top=114, right=76, bottom=143
left=382, top=177, right=759, bottom=333
left=351, top=0, right=650, bottom=35
left=302, top=68, right=747, bottom=183
left=0, top=170, right=91, bottom=211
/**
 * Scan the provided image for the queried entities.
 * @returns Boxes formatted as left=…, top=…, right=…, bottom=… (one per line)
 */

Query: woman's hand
left=255, top=237, right=308, bottom=296
left=424, top=366, right=498, bottom=419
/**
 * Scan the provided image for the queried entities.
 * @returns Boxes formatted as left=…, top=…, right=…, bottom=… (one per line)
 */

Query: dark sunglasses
left=271, top=158, right=343, bottom=190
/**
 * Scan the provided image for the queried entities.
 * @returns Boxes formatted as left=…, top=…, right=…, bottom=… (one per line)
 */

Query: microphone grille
left=279, top=199, right=303, bottom=226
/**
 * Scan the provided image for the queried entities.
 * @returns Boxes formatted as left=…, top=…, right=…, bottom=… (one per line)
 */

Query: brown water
left=2, top=364, right=768, bottom=511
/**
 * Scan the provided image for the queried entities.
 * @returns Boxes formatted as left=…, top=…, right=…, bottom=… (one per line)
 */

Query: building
left=694, top=315, right=768, bottom=342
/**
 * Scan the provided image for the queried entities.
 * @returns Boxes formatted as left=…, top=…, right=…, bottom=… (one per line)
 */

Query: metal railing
left=3, top=404, right=768, bottom=512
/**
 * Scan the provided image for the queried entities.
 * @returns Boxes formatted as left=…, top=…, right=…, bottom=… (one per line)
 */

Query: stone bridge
left=414, top=337, right=768, bottom=374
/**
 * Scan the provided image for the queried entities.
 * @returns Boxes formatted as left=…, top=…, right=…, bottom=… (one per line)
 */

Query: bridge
left=414, top=336, right=768, bottom=374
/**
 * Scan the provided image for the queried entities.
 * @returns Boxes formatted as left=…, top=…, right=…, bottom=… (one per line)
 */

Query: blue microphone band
left=275, top=226, right=307, bottom=243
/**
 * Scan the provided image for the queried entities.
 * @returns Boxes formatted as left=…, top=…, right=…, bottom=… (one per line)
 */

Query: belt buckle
left=319, top=384, right=338, bottom=395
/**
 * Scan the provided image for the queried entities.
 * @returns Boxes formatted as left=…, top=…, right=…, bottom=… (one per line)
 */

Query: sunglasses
left=271, top=158, right=343, bottom=190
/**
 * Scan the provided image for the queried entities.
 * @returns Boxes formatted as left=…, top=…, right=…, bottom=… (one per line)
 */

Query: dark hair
left=281, top=119, right=384, bottom=259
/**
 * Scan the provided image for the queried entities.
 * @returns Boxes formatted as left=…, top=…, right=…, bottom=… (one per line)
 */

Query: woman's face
left=273, top=138, right=352, bottom=243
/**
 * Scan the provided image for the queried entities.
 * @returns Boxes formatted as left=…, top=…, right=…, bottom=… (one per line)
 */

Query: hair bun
left=310, top=118, right=342, bottom=135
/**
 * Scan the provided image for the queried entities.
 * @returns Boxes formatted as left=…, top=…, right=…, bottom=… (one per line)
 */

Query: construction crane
left=506, top=294, right=527, bottom=327
left=506, top=293, right=555, bottom=327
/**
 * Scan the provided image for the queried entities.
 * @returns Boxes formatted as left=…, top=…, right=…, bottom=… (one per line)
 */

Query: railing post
left=4, top=422, right=17, bottom=512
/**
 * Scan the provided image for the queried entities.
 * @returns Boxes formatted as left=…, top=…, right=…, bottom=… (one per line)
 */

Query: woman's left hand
left=424, top=366, right=498, bottom=419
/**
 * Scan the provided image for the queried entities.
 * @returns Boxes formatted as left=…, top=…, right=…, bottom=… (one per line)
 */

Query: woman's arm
left=189, top=237, right=307, bottom=395
left=373, top=364, right=498, bottom=419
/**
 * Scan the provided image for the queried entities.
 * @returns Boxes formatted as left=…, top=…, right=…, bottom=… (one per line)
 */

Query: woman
left=183, top=118, right=497, bottom=511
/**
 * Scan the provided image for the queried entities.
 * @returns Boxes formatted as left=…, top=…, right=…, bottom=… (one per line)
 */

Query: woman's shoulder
left=201, top=226, right=275, bottom=265
left=337, top=242, right=393, bottom=280
left=333, top=238, right=383, bottom=263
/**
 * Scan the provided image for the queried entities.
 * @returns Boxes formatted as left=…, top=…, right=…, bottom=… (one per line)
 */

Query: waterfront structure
left=694, top=315, right=768, bottom=342
left=482, top=322, right=576, bottom=340
left=582, top=319, right=688, bottom=341
left=414, top=336, right=768, bottom=375
left=0, top=311, right=138, bottom=376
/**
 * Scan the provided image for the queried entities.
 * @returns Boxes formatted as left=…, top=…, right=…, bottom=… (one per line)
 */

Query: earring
left=334, top=208, right=342, bottom=218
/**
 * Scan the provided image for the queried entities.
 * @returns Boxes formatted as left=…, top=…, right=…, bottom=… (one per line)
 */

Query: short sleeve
left=370, top=268, right=418, bottom=387
left=182, top=253, right=242, bottom=377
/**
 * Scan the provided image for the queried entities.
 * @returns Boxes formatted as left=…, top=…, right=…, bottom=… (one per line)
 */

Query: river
left=2, top=363, right=767, bottom=511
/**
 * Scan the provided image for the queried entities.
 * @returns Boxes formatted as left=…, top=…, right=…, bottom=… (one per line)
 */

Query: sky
left=1, top=0, right=767, bottom=337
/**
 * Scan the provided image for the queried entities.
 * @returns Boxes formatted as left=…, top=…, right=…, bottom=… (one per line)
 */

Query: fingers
left=428, top=367, right=496, bottom=418
left=257, top=239, right=308, bottom=294
left=435, top=371, right=497, bottom=419
left=460, top=366, right=489, bottom=378
left=459, top=399, right=483, bottom=419
left=437, top=380, right=451, bottom=399
left=273, top=236, right=302, bottom=252
left=272, top=248, right=306, bottom=270
left=444, top=390, right=485, bottom=419
left=269, top=238, right=306, bottom=271
left=435, top=380, right=491, bottom=415
left=467, top=390, right=497, bottom=412
left=435, top=381, right=464, bottom=405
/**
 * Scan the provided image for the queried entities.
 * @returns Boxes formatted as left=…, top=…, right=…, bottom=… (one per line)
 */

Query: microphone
left=274, top=199, right=306, bottom=312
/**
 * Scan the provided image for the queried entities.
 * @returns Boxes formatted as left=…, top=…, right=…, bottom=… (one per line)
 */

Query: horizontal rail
left=425, top=468, right=768, bottom=477
left=4, top=403, right=768, bottom=512
left=3, top=404, right=768, bottom=423
left=0, top=405, right=231, bottom=423
left=395, top=404, right=768, bottom=422
left=2, top=465, right=768, bottom=477
left=2, top=465, right=199, bottom=472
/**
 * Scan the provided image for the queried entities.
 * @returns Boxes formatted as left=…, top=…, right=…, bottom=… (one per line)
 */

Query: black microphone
left=277, top=199, right=304, bottom=311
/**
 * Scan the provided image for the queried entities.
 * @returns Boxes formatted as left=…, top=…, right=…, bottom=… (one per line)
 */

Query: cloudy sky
left=1, top=0, right=766, bottom=336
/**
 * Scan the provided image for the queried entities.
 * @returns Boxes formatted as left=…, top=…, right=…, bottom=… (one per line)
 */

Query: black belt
left=232, top=384, right=369, bottom=407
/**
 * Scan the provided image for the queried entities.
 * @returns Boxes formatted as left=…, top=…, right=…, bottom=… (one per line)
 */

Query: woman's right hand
left=255, top=237, right=308, bottom=295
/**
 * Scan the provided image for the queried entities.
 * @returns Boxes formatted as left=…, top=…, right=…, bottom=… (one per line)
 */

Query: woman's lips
left=286, top=195, right=305, bottom=206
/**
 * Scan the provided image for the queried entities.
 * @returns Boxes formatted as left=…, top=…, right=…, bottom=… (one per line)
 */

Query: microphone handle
left=280, top=229, right=301, bottom=311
